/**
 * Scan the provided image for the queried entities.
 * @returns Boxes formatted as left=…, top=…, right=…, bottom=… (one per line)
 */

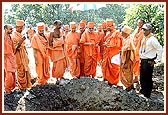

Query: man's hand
left=90, top=42, right=94, bottom=46
left=102, top=42, right=107, bottom=46
left=35, top=60, right=38, bottom=65
left=22, top=36, right=26, bottom=40
left=17, top=36, right=26, bottom=49
left=72, top=45, right=78, bottom=51
left=148, top=61, right=155, bottom=66
left=84, top=42, right=94, bottom=46
left=96, top=43, right=99, bottom=47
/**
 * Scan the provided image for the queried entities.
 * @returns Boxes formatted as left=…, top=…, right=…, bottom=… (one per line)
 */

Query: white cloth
left=111, top=53, right=120, bottom=65
left=140, top=35, right=163, bottom=63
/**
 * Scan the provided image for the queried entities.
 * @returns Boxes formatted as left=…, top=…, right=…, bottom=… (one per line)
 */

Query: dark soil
left=4, top=63, right=164, bottom=111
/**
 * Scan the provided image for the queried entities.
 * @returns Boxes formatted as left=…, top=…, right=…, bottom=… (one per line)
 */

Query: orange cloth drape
left=132, top=28, right=144, bottom=80
left=49, top=32, right=66, bottom=79
left=65, top=32, right=80, bottom=78
left=101, top=30, right=123, bottom=85
left=12, top=31, right=32, bottom=89
left=31, top=34, right=50, bottom=85
left=78, top=31, right=85, bottom=76
left=4, top=32, right=17, bottom=93
left=96, top=31, right=104, bottom=62
left=63, top=31, right=69, bottom=69
left=27, top=28, right=35, bottom=41
left=80, top=30, right=99, bottom=77
left=120, top=36, right=135, bottom=88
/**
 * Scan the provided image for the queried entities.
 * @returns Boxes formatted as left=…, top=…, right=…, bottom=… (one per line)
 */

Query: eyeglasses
left=89, top=28, right=94, bottom=30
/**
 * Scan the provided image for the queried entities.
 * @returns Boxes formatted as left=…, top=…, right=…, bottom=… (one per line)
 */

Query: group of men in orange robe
left=4, top=18, right=145, bottom=93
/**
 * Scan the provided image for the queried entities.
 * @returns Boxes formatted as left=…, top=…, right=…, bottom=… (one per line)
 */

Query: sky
left=3, top=3, right=12, bottom=10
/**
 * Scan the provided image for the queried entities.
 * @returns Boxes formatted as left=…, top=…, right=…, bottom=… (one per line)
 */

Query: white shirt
left=140, top=35, right=163, bottom=63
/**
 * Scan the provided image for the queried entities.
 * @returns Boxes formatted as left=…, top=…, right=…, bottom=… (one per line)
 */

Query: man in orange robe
left=65, top=22, right=80, bottom=78
left=102, top=22, right=107, bottom=36
left=63, top=25, right=70, bottom=47
left=44, top=24, right=52, bottom=58
left=4, top=24, right=16, bottom=93
left=78, top=21, right=86, bottom=76
left=63, top=25, right=69, bottom=37
left=80, top=22, right=99, bottom=78
left=49, top=20, right=66, bottom=84
left=80, top=20, right=87, bottom=26
left=120, top=26, right=135, bottom=91
left=27, top=24, right=35, bottom=41
left=12, top=20, right=32, bottom=90
left=100, top=22, right=107, bottom=60
left=101, top=19, right=123, bottom=85
left=44, top=24, right=50, bottom=40
left=63, top=24, right=70, bottom=70
left=49, top=25, right=54, bottom=32
left=96, top=23, right=104, bottom=62
left=132, top=19, right=145, bottom=83
left=31, top=22, right=50, bottom=85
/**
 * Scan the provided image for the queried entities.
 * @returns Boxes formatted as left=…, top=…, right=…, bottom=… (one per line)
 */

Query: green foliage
left=97, top=4, right=127, bottom=28
left=3, top=4, right=126, bottom=29
left=4, top=3, right=164, bottom=46
left=123, top=4, right=165, bottom=46
left=3, top=2, right=164, bottom=67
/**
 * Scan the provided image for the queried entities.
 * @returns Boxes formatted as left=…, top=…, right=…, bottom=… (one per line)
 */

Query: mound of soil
left=4, top=63, right=164, bottom=111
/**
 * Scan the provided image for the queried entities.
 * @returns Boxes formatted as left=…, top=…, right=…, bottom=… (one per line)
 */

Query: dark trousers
left=140, top=59, right=154, bottom=98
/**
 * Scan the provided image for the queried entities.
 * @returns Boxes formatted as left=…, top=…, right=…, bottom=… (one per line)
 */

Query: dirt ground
left=3, top=41, right=165, bottom=111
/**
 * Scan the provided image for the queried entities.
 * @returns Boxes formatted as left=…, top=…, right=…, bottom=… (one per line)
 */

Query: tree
left=123, top=4, right=165, bottom=46
left=3, top=3, right=127, bottom=29
left=3, top=4, right=19, bottom=26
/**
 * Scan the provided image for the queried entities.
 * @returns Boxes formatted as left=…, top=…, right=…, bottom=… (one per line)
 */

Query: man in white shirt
left=139, top=23, right=163, bottom=98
